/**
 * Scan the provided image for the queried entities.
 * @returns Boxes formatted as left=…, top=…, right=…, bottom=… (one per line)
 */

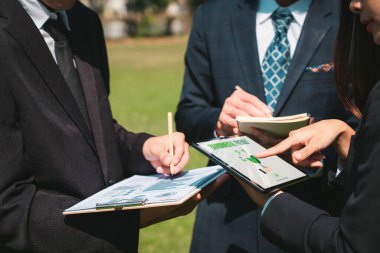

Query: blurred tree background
left=81, top=0, right=205, bottom=38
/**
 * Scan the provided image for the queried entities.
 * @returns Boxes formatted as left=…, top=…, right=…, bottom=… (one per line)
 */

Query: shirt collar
left=257, top=0, right=312, bottom=26
left=17, top=0, right=70, bottom=30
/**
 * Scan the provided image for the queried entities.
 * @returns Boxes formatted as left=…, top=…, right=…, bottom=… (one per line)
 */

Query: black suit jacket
left=175, top=0, right=356, bottom=252
left=0, top=1, right=154, bottom=252
left=261, top=81, right=380, bottom=253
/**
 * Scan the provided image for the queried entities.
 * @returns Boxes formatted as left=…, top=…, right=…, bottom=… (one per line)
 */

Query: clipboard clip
left=96, top=196, right=147, bottom=210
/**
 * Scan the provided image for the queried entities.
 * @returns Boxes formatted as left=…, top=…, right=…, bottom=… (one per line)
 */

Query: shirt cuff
left=261, top=191, right=283, bottom=216
left=336, top=158, right=348, bottom=177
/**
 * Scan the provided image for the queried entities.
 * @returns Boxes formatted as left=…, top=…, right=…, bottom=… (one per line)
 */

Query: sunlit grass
left=107, top=36, right=207, bottom=253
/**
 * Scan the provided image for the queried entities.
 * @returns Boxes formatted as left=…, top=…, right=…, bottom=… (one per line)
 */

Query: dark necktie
left=261, top=7, right=293, bottom=112
left=43, top=15, right=91, bottom=128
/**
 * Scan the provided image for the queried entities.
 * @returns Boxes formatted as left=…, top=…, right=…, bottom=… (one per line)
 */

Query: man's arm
left=0, top=78, right=142, bottom=252
left=113, top=122, right=156, bottom=176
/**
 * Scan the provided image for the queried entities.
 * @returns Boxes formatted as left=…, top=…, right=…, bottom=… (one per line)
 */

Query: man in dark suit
left=175, top=0, right=356, bottom=252
left=0, top=0, right=230, bottom=252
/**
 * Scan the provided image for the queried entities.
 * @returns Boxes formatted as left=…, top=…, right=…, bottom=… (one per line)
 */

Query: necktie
left=43, top=15, right=91, bottom=128
left=261, top=7, right=293, bottom=112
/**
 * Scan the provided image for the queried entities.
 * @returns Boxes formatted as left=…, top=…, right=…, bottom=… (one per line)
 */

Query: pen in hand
left=235, top=85, right=273, bottom=117
left=167, top=112, right=175, bottom=176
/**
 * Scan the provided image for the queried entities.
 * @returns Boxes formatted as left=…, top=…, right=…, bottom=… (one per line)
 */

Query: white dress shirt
left=17, top=0, right=71, bottom=64
left=256, top=0, right=312, bottom=65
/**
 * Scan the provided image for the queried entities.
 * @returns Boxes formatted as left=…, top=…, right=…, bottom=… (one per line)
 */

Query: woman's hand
left=142, top=132, right=189, bottom=175
left=256, top=119, right=355, bottom=167
left=247, top=127, right=283, bottom=149
left=140, top=174, right=230, bottom=228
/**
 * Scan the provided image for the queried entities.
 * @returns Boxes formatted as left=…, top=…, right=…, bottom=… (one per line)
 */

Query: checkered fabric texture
left=262, top=7, right=293, bottom=111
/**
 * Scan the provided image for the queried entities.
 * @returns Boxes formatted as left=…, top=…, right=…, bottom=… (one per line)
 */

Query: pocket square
left=306, top=63, right=334, bottom=73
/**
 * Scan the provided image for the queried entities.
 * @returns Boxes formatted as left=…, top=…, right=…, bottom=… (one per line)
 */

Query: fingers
left=148, top=133, right=190, bottom=175
left=233, top=90, right=272, bottom=116
left=165, top=133, right=189, bottom=174
left=226, top=92, right=270, bottom=117
left=304, top=160, right=324, bottom=168
left=218, top=112, right=239, bottom=130
left=256, top=137, right=296, bottom=158
left=217, top=91, right=271, bottom=136
left=249, top=127, right=283, bottom=148
left=294, top=152, right=325, bottom=168
left=292, top=141, right=321, bottom=162
left=173, top=142, right=190, bottom=172
left=232, top=127, right=240, bottom=135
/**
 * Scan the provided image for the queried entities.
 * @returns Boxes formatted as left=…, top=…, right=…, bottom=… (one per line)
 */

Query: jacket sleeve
left=113, top=121, right=155, bottom=176
left=0, top=4, right=144, bottom=252
left=175, top=6, right=221, bottom=142
left=0, top=74, right=141, bottom=253
left=260, top=83, right=380, bottom=253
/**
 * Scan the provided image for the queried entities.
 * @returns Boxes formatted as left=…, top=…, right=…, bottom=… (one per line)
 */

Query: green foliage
left=87, top=0, right=106, bottom=13
left=107, top=37, right=208, bottom=252
left=137, top=14, right=166, bottom=37
left=128, top=0, right=173, bottom=12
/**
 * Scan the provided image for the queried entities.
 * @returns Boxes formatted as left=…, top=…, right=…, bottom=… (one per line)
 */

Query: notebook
left=236, top=113, right=310, bottom=137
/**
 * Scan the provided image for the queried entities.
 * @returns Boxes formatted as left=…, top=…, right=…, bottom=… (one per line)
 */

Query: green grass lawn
left=107, top=36, right=208, bottom=253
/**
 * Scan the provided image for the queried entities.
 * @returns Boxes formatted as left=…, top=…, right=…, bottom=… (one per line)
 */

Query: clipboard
left=63, top=166, right=225, bottom=215
left=95, top=196, right=147, bottom=210
left=192, top=136, right=308, bottom=193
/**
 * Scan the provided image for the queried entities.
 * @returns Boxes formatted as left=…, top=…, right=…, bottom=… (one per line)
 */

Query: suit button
left=108, top=179, right=115, bottom=185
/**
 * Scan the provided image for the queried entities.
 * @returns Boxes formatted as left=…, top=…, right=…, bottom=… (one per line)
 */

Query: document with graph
left=63, top=166, right=225, bottom=215
left=192, top=136, right=308, bottom=193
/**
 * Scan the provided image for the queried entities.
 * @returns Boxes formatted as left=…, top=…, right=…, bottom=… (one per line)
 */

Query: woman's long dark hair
left=335, top=0, right=380, bottom=118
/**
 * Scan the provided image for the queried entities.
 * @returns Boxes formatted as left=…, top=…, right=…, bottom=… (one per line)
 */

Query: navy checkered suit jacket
left=175, top=0, right=356, bottom=252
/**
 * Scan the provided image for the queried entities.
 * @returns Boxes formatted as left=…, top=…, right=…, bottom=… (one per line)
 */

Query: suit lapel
left=231, top=0, right=266, bottom=102
left=2, top=0, right=98, bottom=156
left=68, top=8, right=118, bottom=183
left=274, top=0, right=333, bottom=115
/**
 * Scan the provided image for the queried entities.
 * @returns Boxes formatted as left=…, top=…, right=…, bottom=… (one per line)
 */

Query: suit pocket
left=301, top=71, right=334, bottom=82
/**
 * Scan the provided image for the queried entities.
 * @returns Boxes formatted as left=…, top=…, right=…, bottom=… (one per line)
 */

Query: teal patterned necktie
left=262, top=7, right=293, bottom=111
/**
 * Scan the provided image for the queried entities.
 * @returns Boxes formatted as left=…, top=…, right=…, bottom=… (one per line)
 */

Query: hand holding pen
left=215, top=85, right=272, bottom=137
left=142, top=112, right=190, bottom=175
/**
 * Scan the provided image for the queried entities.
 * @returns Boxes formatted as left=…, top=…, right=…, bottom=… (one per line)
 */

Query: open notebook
left=236, top=113, right=310, bottom=137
